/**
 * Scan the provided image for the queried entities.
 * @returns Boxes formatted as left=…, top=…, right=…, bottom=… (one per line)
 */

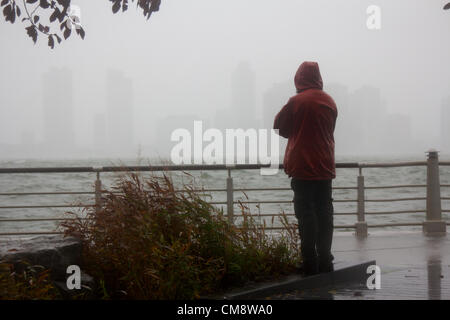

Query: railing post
left=226, top=168, right=234, bottom=225
left=423, top=150, right=446, bottom=236
left=95, top=171, right=103, bottom=214
left=355, top=167, right=368, bottom=238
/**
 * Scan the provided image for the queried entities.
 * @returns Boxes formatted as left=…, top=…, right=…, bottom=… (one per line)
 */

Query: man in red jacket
left=274, top=61, right=337, bottom=276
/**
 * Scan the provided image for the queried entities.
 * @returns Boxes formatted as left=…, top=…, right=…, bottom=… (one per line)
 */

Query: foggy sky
left=1, top=0, right=450, bottom=159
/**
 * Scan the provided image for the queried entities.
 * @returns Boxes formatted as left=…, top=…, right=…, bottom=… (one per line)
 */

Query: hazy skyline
left=1, top=0, right=450, bottom=159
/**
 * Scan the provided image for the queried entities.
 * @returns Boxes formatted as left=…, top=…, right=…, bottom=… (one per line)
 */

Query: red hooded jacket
left=274, top=62, right=337, bottom=180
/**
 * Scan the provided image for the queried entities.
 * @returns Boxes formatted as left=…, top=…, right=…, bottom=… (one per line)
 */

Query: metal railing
left=0, top=151, right=449, bottom=237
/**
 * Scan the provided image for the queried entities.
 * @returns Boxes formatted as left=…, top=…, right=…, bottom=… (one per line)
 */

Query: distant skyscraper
left=42, top=67, right=75, bottom=150
left=230, top=61, right=256, bottom=129
left=93, top=113, right=107, bottom=153
left=349, top=85, right=387, bottom=154
left=324, top=83, right=351, bottom=156
left=441, top=97, right=450, bottom=153
left=106, top=69, right=134, bottom=153
left=384, top=113, right=412, bottom=154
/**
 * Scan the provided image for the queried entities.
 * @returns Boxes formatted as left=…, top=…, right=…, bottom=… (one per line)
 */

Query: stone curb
left=208, top=260, right=376, bottom=300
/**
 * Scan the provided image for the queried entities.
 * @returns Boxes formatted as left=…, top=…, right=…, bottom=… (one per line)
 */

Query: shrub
left=0, top=261, right=61, bottom=300
left=62, top=172, right=300, bottom=299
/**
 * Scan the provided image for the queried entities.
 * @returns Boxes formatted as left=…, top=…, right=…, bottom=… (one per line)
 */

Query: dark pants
left=291, top=178, right=334, bottom=272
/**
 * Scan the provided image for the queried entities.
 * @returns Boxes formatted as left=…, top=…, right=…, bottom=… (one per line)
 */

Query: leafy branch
left=1, top=0, right=161, bottom=49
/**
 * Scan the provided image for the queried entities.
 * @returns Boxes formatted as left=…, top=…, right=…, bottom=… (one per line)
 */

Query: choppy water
left=0, top=156, right=449, bottom=237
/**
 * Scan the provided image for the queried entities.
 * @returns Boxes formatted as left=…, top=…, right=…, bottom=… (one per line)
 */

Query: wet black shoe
left=296, top=262, right=319, bottom=277
left=318, top=262, right=334, bottom=273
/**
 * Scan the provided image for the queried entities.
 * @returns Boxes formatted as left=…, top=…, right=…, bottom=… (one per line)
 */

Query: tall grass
left=62, top=171, right=300, bottom=299
left=0, top=262, right=61, bottom=300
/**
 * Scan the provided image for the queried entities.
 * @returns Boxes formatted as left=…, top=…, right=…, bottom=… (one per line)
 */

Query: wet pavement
left=267, top=231, right=450, bottom=300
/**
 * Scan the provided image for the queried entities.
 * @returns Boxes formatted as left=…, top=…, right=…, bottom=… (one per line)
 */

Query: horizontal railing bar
left=0, top=163, right=357, bottom=174
left=0, top=212, right=358, bottom=222
left=365, top=210, right=426, bottom=215
left=0, top=231, right=64, bottom=236
left=359, top=161, right=427, bottom=168
left=233, top=186, right=357, bottom=192
left=1, top=160, right=442, bottom=174
left=232, top=200, right=356, bottom=204
left=0, top=188, right=358, bottom=197
left=0, top=192, right=95, bottom=196
left=0, top=205, right=94, bottom=209
left=0, top=218, right=85, bottom=222
left=232, top=212, right=355, bottom=217
left=251, top=225, right=356, bottom=230
left=368, top=222, right=423, bottom=227
left=364, top=184, right=426, bottom=189
left=365, top=197, right=426, bottom=202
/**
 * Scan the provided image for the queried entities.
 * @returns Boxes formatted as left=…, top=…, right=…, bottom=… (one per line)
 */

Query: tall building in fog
left=42, top=68, right=75, bottom=151
left=325, top=83, right=352, bottom=156
left=93, top=113, right=107, bottom=153
left=384, top=114, right=412, bottom=154
left=349, top=86, right=387, bottom=154
left=441, top=96, right=450, bottom=153
left=215, top=61, right=257, bottom=130
left=106, top=69, right=134, bottom=154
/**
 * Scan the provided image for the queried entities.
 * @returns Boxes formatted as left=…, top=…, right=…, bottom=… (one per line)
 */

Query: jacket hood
left=294, top=61, right=323, bottom=93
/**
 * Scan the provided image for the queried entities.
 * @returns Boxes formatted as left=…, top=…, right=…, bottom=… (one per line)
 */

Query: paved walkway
left=269, top=231, right=450, bottom=300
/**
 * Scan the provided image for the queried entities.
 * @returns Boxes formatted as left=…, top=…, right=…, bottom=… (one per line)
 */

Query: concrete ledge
left=211, top=260, right=376, bottom=300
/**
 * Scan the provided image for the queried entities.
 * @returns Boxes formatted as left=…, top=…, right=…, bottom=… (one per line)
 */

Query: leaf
left=56, top=0, right=70, bottom=10
left=54, top=33, right=61, bottom=43
left=33, top=15, right=39, bottom=23
left=122, top=0, right=128, bottom=12
left=48, top=34, right=55, bottom=49
left=112, top=0, right=120, bottom=14
left=444, top=3, right=450, bottom=10
left=63, top=26, right=71, bottom=39
left=57, top=8, right=65, bottom=22
left=1, top=0, right=8, bottom=7
left=26, top=25, right=38, bottom=44
left=15, top=5, right=20, bottom=17
left=3, top=4, right=15, bottom=23
left=49, top=7, right=60, bottom=22
left=76, top=26, right=85, bottom=40
left=39, top=0, right=50, bottom=9
left=27, top=0, right=39, bottom=3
